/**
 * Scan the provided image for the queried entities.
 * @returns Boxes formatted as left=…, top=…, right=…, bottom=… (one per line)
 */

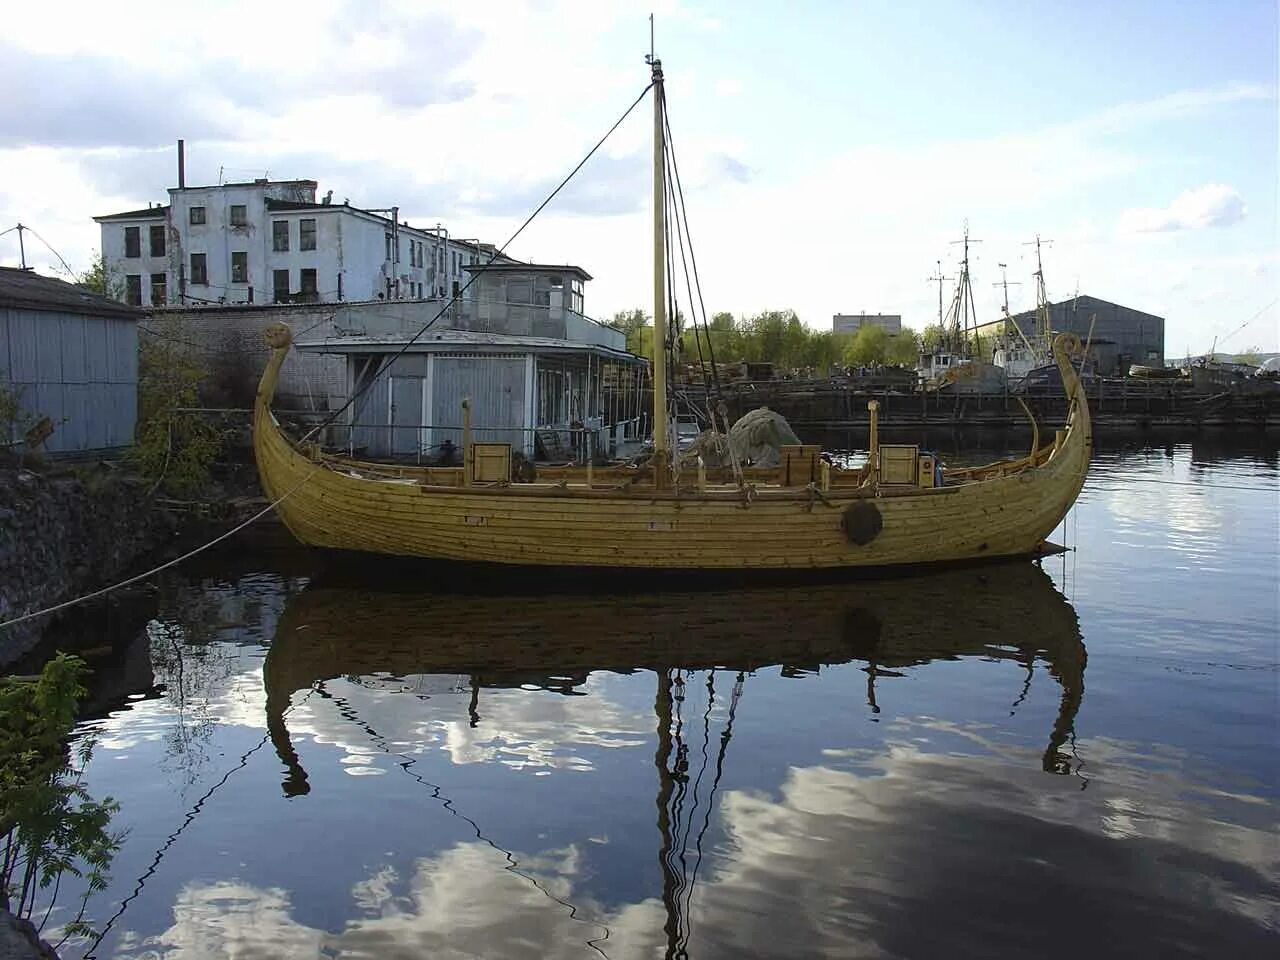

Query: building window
left=230, top=204, right=247, bottom=226
left=150, top=272, right=167, bottom=305
left=300, top=268, right=317, bottom=298
left=125, top=274, right=142, bottom=305
left=124, top=226, right=140, bottom=258
left=273, top=269, right=290, bottom=302
left=300, top=218, right=316, bottom=251
left=452, top=280, right=460, bottom=299
left=385, top=233, right=392, bottom=261
left=189, top=206, right=206, bottom=225
left=190, top=253, right=207, bottom=285
left=508, top=279, right=531, bottom=304
left=231, top=251, right=248, bottom=283
left=272, top=221, right=289, bottom=252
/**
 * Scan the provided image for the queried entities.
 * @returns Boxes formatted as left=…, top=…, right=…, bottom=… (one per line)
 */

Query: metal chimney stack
left=177, top=139, right=186, bottom=189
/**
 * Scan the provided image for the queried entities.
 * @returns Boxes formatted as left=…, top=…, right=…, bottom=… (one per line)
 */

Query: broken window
left=150, top=272, right=167, bottom=305
left=149, top=225, right=165, bottom=257
left=125, top=274, right=142, bottom=305
left=190, top=253, right=207, bottom=285
left=272, top=220, right=289, bottom=252
left=300, top=218, right=316, bottom=251
left=189, top=206, right=206, bottom=225
left=273, top=269, right=290, bottom=302
left=230, top=204, right=247, bottom=226
left=231, top=251, right=248, bottom=283
left=124, top=226, right=140, bottom=258
left=300, top=268, right=317, bottom=298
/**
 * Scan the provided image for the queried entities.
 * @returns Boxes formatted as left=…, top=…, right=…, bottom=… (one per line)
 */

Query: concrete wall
left=1, top=307, right=137, bottom=454
left=141, top=302, right=344, bottom=411
left=833, top=313, right=903, bottom=336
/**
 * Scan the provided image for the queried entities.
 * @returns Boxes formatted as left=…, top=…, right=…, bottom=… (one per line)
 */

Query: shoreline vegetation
left=1, top=654, right=122, bottom=959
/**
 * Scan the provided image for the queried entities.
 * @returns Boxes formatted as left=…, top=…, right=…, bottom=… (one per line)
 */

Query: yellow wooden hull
left=253, top=326, right=1091, bottom=570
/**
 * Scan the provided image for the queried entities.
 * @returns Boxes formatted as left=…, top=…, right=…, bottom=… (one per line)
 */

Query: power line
left=298, top=79, right=655, bottom=444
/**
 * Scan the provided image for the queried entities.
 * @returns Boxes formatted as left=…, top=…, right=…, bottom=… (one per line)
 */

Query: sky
left=1, top=0, right=1276, bottom=354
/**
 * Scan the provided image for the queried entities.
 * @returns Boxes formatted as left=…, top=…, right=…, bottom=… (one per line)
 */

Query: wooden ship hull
left=262, top=562, right=1086, bottom=794
left=251, top=59, right=1091, bottom=572
left=253, top=327, right=1091, bottom=571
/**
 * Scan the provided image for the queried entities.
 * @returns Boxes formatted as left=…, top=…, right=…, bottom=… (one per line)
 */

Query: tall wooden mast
left=650, top=55, right=670, bottom=486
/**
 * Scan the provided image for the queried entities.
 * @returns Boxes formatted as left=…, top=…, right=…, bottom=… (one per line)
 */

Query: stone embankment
left=0, top=910, right=58, bottom=960
left=0, top=466, right=171, bottom=666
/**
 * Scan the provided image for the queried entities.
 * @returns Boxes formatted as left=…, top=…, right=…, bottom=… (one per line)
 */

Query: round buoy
left=842, top=501, right=883, bottom=545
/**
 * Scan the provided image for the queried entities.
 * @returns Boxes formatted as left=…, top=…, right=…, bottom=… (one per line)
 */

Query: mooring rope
left=0, top=82, right=657, bottom=633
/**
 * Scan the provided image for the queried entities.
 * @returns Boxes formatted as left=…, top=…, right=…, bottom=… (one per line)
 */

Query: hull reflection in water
left=263, top=562, right=1086, bottom=799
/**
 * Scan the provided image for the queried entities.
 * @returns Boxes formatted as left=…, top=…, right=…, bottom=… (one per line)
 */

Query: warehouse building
left=989, top=295, right=1164, bottom=375
left=0, top=267, right=139, bottom=455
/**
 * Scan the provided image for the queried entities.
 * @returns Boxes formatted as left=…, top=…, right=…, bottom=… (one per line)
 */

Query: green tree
left=76, top=251, right=121, bottom=301
left=886, top=327, right=922, bottom=366
left=134, top=320, right=230, bottom=496
left=1, top=654, right=122, bottom=944
left=920, top=324, right=945, bottom=353
left=843, top=325, right=890, bottom=366
left=1236, top=345, right=1263, bottom=366
left=709, top=311, right=735, bottom=330
left=606, top=308, right=649, bottom=337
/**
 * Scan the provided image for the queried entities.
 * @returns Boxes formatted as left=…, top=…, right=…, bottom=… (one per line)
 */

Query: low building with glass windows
left=292, top=262, right=648, bottom=462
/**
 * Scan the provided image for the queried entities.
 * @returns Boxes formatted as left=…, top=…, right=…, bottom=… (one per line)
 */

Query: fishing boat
left=917, top=233, right=1007, bottom=394
left=253, top=56, right=1092, bottom=571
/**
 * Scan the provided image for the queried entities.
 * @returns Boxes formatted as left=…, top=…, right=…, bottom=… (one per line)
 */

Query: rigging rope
left=662, top=99, right=721, bottom=398
left=0, top=82, right=656, bottom=633
left=299, top=80, right=655, bottom=445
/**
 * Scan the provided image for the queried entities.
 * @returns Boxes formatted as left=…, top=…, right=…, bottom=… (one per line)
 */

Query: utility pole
left=16, top=223, right=27, bottom=270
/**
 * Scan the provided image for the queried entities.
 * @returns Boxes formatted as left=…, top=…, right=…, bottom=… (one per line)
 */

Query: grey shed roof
left=92, top=206, right=168, bottom=222
left=463, top=262, right=593, bottom=282
left=0, top=267, right=141, bottom=319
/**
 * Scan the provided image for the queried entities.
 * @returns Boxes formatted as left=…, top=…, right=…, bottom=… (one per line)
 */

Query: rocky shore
left=0, top=465, right=173, bottom=666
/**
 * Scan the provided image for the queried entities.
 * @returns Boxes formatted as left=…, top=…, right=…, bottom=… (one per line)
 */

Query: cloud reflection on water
left=116, top=737, right=1278, bottom=959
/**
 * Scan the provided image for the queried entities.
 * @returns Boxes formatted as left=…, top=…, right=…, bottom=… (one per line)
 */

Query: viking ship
left=253, top=57, right=1092, bottom=571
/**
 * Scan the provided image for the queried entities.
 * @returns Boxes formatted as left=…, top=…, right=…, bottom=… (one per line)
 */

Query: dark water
left=28, top=441, right=1280, bottom=958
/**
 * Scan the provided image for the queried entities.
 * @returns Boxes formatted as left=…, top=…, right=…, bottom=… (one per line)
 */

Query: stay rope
left=0, top=81, right=656, bottom=633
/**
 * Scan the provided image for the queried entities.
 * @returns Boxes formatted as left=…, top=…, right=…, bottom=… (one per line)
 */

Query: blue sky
left=0, top=0, right=1275, bottom=353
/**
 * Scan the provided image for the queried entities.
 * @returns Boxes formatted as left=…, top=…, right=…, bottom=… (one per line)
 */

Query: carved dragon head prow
left=264, top=321, right=294, bottom=350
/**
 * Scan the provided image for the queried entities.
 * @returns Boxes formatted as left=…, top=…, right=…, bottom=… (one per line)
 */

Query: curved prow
left=1047, top=331, right=1092, bottom=509
left=256, top=321, right=294, bottom=416
left=1052, top=332, right=1090, bottom=435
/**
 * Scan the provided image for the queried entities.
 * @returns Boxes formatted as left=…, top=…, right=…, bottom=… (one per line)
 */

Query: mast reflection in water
left=260, top=563, right=1087, bottom=958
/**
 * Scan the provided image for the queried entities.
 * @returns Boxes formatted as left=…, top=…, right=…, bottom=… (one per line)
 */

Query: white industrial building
left=832, top=313, right=903, bottom=336
left=94, top=149, right=504, bottom=308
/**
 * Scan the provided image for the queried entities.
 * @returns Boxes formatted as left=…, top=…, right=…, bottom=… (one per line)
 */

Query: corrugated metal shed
left=1, top=267, right=140, bottom=454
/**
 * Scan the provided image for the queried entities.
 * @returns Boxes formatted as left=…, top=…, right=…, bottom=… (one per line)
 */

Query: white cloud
left=0, top=1, right=1275, bottom=352
left=1119, top=183, right=1249, bottom=233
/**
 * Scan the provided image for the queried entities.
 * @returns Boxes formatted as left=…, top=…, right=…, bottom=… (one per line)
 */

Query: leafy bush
left=133, top=320, right=230, bottom=496
left=1, top=654, right=121, bottom=943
